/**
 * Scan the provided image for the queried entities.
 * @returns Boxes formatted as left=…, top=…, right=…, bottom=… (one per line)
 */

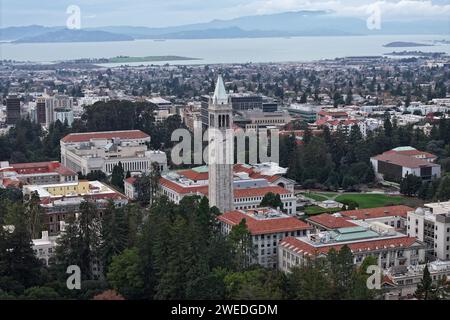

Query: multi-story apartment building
left=279, top=220, right=426, bottom=272
left=60, top=130, right=167, bottom=176
left=6, top=95, right=21, bottom=125
left=218, top=207, right=312, bottom=268
left=407, top=202, right=450, bottom=261
left=0, top=161, right=78, bottom=187
left=44, top=95, right=74, bottom=127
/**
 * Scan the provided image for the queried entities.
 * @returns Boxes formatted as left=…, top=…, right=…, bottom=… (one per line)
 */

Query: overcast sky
left=1, top=0, right=450, bottom=28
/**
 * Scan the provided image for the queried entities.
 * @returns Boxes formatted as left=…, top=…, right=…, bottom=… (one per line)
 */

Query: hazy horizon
left=1, top=0, right=450, bottom=28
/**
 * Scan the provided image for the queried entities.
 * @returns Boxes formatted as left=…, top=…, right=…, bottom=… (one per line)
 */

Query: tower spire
left=213, top=75, right=228, bottom=105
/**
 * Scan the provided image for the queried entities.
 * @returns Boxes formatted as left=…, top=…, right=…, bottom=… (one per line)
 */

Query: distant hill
left=383, top=41, right=434, bottom=48
left=2, top=10, right=449, bottom=42
left=0, top=25, right=62, bottom=41
left=13, top=29, right=134, bottom=43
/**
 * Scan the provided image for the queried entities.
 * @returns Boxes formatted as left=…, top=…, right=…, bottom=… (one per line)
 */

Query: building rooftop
left=307, top=213, right=358, bottom=229
left=281, top=235, right=420, bottom=256
left=339, top=205, right=414, bottom=220
left=372, top=151, right=439, bottom=169
left=61, top=130, right=150, bottom=143
left=0, top=161, right=76, bottom=176
left=218, top=208, right=312, bottom=235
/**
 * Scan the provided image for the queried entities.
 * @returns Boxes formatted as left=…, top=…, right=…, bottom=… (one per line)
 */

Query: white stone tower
left=208, top=75, right=234, bottom=213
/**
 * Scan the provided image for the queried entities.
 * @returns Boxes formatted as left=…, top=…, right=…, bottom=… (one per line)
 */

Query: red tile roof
left=177, top=169, right=209, bottom=181
left=61, top=130, right=149, bottom=143
left=340, top=205, right=414, bottom=220
left=234, top=186, right=290, bottom=198
left=280, top=235, right=419, bottom=256
left=218, top=210, right=312, bottom=235
left=2, top=161, right=76, bottom=176
left=165, top=164, right=287, bottom=192
left=385, top=149, right=436, bottom=159
left=307, top=213, right=358, bottom=229
left=372, top=152, right=439, bottom=169
left=159, top=178, right=291, bottom=198
left=159, top=177, right=208, bottom=195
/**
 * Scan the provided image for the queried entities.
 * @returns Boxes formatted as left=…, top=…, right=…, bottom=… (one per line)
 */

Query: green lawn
left=335, top=194, right=407, bottom=209
left=317, top=192, right=338, bottom=198
left=304, top=206, right=342, bottom=216
left=301, top=192, right=328, bottom=202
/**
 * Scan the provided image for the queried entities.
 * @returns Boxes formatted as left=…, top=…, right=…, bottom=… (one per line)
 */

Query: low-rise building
left=287, top=104, right=322, bottom=122
left=124, top=176, right=138, bottom=200
left=370, top=147, right=441, bottom=182
left=0, top=161, right=78, bottom=187
left=32, top=230, right=60, bottom=266
left=60, top=130, right=167, bottom=176
left=338, top=205, right=413, bottom=230
left=384, top=260, right=450, bottom=298
left=218, top=207, right=312, bottom=268
left=279, top=220, right=426, bottom=272
left=23, top=180, right=128, bottom=234
left=307, top=213, right=358, bottom=232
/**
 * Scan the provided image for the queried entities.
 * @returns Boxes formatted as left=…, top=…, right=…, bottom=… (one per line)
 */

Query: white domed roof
left=415, top=207, right=424, bottom=215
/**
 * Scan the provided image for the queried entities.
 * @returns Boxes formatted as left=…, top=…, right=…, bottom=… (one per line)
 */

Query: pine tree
left=100, top=202, right=128, bottom=271
left=229, top=219, right=255, bottom=271
left=1, top=204, right=42, bottom=290
left=415, top=265, right=433, bottom=300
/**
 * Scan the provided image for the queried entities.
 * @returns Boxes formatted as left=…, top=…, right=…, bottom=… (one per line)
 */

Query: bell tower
left=208, top=75, right=234, bottom=213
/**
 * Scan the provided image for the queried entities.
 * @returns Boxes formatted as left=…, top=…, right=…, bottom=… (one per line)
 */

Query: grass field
left=317, top=192, right=338, bottom=198
left=335, top=194, right=407, bottom=209
left=301, top=192, right=328, bottom=202
left=304, top=206, right=342, bottom=216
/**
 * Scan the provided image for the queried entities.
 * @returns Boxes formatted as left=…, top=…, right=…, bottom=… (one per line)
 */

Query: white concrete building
left=218, top=207, right=312, bottom=268
left=45, top=95, right=74, bottom=127
left=384, top=260, right=450, bottom=298
left=407, top=202, right=450, bottom=261
left=279, top=220, right=426, bottom=273
left=124, top=177, right=138, bottom=200
left=32, top=230, right=59, bottom=266
left=60, top=130, right=167, bottom=175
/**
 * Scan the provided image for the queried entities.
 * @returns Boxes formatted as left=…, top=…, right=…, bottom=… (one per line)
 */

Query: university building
left=60, top=130, right=167, bottom=176
left=370, top=147, right=441, bottom=182
left=0, top=161, right=78, bottom=188
left=278, top=220, right=426, bottom=273
left=218, top=207, right=312, bottom=268
left=159, top=164, right=297, bottom=214
left=407, top=202, right=450, bottom=261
